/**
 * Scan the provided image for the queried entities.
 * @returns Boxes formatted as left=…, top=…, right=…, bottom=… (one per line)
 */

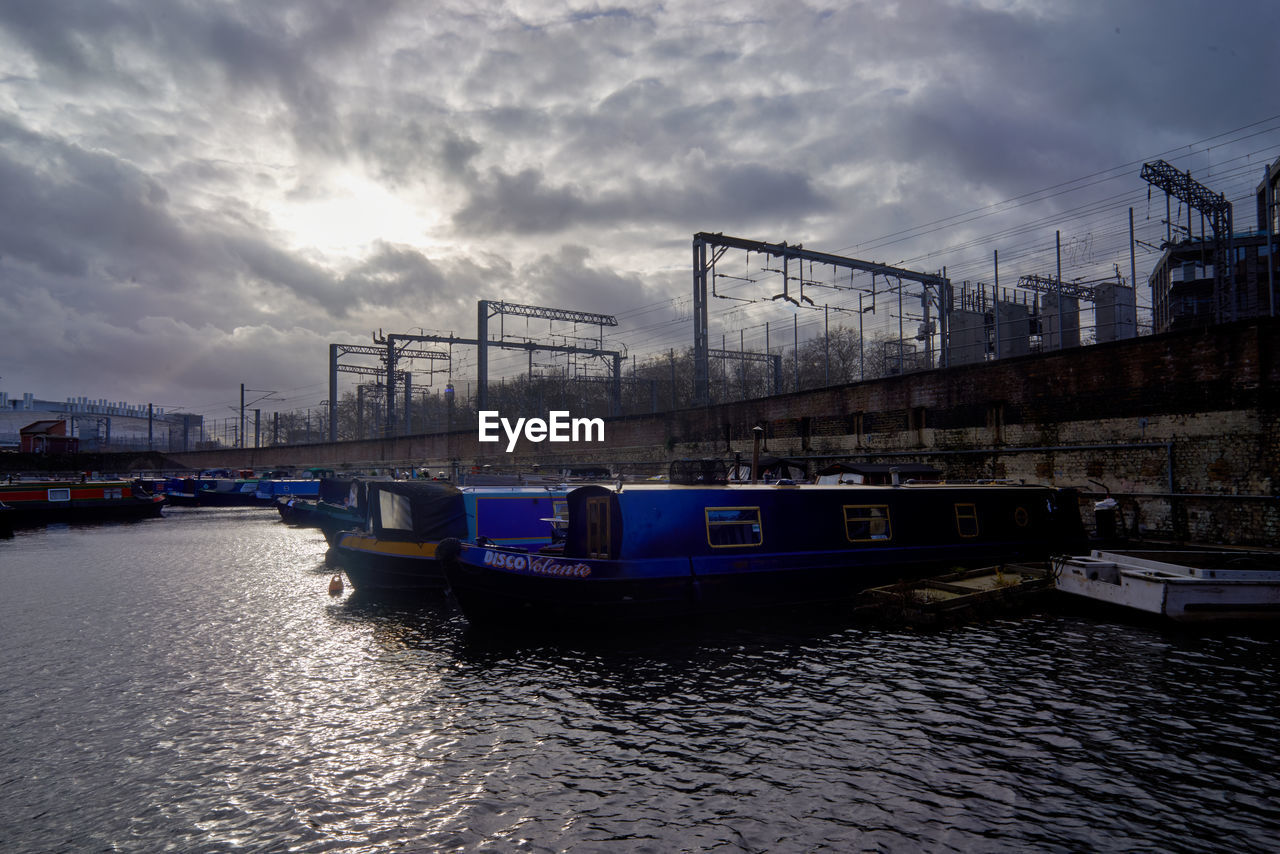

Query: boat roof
left=577, top=480, right=1055, bottom=493
left=368, top=480, right=463, bottom=498
left=815, top=461, right=941, bottom=476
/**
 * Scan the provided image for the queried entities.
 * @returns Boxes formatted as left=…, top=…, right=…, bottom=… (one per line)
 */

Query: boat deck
left=1072, top=549, right=1280, bottom=580
left=861, top=563, right=1055, bottom=625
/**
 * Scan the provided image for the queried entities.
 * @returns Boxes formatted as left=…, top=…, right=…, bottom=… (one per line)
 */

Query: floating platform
left=1054, top=549, right=1280, bottom=623
left=861, top=563, right=1055, bottom=626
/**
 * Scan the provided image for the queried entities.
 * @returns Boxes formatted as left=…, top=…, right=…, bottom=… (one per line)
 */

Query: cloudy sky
left=1, top=0, right=1278, bottom=419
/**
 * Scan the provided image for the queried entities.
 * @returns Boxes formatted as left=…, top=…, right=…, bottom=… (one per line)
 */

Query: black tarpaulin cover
left=368, top=481, right=468, bottom=541
left=318, top=477, right=355, bottom=503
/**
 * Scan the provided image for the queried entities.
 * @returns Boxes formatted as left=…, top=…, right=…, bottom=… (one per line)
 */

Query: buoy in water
left=328, top=573, right=344, bottom=596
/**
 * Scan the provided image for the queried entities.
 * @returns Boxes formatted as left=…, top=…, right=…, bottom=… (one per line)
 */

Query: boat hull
left=276, top=497, right=362, bottom=539
left=1055, top=550, right=1280, bottom=622
left=0, top=481, right=165, bottom=527
left=445, top=540, right=1063, bottom=628
left=328, top=532, right=449, bottom=593
left=445, top=548, right=695, bottom=624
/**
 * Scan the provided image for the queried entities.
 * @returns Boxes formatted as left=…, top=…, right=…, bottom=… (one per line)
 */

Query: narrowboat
left=254, top=468, right=335, bottom=503
left=0, top=478, right=166, bottom=527
left=277, top=476, right=373, bottom=544
left=437, top=481, right=1087, bottom=628
left=164, top=470, right=264, bottom=507
left=327, top=481, right=567, bottom=593
left=276, top=474, right=349, bottom=524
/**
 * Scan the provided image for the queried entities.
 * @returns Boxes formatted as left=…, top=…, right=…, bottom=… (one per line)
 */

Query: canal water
left=1, top=508, right=1277, bottom=853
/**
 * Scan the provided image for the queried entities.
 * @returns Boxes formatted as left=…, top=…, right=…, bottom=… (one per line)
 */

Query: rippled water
left=1, top=508, right=1277, bottom=853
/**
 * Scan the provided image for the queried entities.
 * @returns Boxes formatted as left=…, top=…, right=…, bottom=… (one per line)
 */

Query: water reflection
left=1, top=514, right=1277, bottom=853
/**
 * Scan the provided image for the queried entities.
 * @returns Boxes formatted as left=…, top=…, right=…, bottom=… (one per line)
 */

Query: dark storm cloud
left=521, top=244, right=654, bottom=319
left=848, top=1, right=1280, bottom=196
left=0, top=0, right=403, bottom=152
left=453, top=160, right=832, bottom=235
left=452, top=167, right=588, bottom=234
left=0, top=116, right=182, bottom=279
left=339, top=242, right=453, bottom=309
left=0, top=1, right=138, bottom=85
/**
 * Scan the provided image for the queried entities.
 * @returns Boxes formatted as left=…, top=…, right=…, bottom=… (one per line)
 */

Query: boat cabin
left=559, top=482, right=1083, bottom=565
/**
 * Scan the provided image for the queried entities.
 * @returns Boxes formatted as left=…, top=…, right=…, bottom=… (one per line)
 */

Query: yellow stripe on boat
left=340, top=534, right=440, bottom=558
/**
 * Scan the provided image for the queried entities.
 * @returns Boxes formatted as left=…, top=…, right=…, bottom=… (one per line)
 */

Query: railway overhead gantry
left=691, top=232, right=951, bottom=405
left=328, top=301, right=625, bottom=440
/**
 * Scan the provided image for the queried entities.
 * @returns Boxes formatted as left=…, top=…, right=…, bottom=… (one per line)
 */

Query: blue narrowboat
left=438, top=481, right=1087, bottom=627
left=254, top=468, right=335, bottom=502
left=277, top=476, right=369, bottom=542
left=164, top=470, right=262, bottom=507
left=328, top=481, right=567, bottom=593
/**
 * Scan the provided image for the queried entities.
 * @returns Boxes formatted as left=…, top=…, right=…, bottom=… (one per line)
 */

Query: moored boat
left=438, top=480, right=1087, bottom=628
left=1054, top=549, right=1280, bottom=622
left=163, top=470, right=264, bottom=507
left=327, top=481, right=568, bottom=593
left=254, top=467, right=334, bottom=503
left=277, top=476, right=372, bottom=544
left=0, top=478, right=166, bottom=527
left=326, top=481, right=467, bottom=593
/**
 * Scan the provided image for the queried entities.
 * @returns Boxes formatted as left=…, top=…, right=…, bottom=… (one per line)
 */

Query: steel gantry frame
left=1140, top=159, right=1236, bottom=323
left=1016, top=274, right=1100, bottom=303
left=476, top=300, right=621, bottom=414
left=328, top=300, right=625, bottom=440
left=707, top=348, right=784, bottom=396
left=692, top=232, right=950, bottom=406
left=328, top=342, right=449, bottom=440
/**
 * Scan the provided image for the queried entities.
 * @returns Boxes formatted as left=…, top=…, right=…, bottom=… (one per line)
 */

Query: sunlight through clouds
left=272, top=171, right=438, bottom=258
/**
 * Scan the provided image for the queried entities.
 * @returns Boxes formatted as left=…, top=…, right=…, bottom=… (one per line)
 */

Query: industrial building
left=1147, top=155, right=1279, bottom=333
left=0, top=393, right=202, bottom=453
left=945, top=278, right=1136, bottom=366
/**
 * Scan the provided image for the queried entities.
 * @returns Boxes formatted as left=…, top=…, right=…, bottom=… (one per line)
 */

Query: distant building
left=20, top=419, right=79, bottom=454
left=1094, top=282, right=1138, bottom=342
left=1149, top=155, right=1279, bottom=333
left=1258, top=154, right=1280, bottom=238
left=0, top=392, right=201, bottom=452
left=1148, top=231, right=1276, bottom=333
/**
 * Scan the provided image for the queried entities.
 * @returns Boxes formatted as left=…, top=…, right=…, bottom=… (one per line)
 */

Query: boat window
left=586, top=496, right=610, bottom=558
left=47, top=488, right=71, bottom=502
left=553, top=499, right=568, bottom=521
left=706, top=506, right=763, bottom=548
left=955, top=503, right=979, bottom=537
left=1013, top=506, right=1030, bottom=527
left=378, top=491, right=413, bottom=531
left=844, top=505, right=891, bottom=542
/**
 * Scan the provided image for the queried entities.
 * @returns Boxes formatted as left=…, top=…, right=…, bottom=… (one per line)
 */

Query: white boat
left=1054, top=549, right=1280, bottom=623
